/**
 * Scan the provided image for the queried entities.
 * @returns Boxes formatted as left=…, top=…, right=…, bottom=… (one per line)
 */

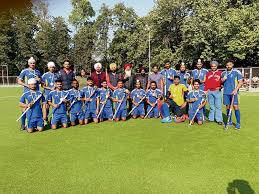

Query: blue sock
left=226, top=109, right=232, bottom=123
left=235, top=109, right=241, bottom=124
left=160, top=103, right=170, bottom=118
left=21, top=113, right=26, bottom=126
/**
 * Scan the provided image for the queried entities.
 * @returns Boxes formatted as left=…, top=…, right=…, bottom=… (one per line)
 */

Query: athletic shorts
left=189, top=112, right=204, bottom=122
left=99, top=107, right=113, bottom=119
left=132, top=106, right=145, bottom=116
left=147, top=105, right=159, bottom=118
left=223, top=94, right=239, bottom=105
left=27, top=117, right=43, bottom=129
left=51, top=114, right=68, bottom=125
left=70, top=112, right=84, bottom=122
left=114, top=108, right=127, bottom=119
left=84, top=110, right=97, bottom=119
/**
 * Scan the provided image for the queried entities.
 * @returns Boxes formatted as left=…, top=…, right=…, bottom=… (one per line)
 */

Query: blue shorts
left=147, top=105, right=159, bottom=118
left=132, top=106, right=145, bottom=116
left=114, top=108, right=127, bottom=119
left=189, top=111, right=203, bottom=122
left=70, top=112, right=84, bottom=122
left=100, top=107, right=113, bottom=119
left=27, top=117, right=43, bottom=129
left=51, top=114, right=68, bottom=125
left=223, top=94, right=239, bottom=105
left=84, top=110, right=97, bottom=119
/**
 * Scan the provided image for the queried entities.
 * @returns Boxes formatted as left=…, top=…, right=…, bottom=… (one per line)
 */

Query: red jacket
left=91, top=71, right=106, bottom=88
left=204, top=70, right=222, bottom=91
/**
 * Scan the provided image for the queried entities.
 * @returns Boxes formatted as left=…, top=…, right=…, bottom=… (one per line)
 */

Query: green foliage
left=68, top=0, right=95, bottom=29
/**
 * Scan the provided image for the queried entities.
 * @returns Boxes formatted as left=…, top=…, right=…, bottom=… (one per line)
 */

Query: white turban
left=28, top=78, right=37, bottom=84
left=28, top=57, right=36, bottom=64
left=197, top=59, right=202, bottom=64
left=94, top=63, right=102, bottom=70
left=47, top=61, right=55, bottom=68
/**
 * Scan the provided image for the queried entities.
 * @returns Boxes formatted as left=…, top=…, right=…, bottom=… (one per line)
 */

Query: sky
left=48, top=0, right=155, bottom=20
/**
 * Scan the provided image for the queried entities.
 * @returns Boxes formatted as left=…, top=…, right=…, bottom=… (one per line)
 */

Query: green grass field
left=0, top=88, right=258, bottom=193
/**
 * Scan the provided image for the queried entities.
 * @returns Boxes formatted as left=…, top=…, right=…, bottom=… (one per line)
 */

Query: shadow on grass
left=227, top=179, right=255, bottom=194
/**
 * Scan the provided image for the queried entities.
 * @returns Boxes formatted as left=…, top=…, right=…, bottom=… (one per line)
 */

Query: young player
left=68, top=79, right=84, bottom=126
left=146, top=81, right=162, bottom=118
left=82, top=77, right=99, bottom=124
left=187, top=79, right=207, bottom=125
left=98, top=80, right=113, bottom=122
left=112, top=80, right=130, bottom=121
left=48, top=80, right=69, bottom=129
left=167, top=76, right=188, bottom=122
left=160, top=63, right=177, bottom=97
left=221, top=59, right=243, bottom=130
left=41, top=61, right=58, bottom=123
left=130, top=80, right=146, bottom=119
left=17, top=57, right=42, bottom=130
left=191, top=59, right=208, bottom=117
left=19, top=78, right=46, bottom=133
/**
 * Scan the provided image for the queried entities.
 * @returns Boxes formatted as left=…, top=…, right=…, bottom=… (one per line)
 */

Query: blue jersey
left=82, top=86, right=99, bottom=111
left=112, top=88, right=128, bottom=108
left=222, top=69, right=243, bottom=95
left=160, top=68, right=177, bottom=91
left=187, top=90, right=206, bottom=113
left=191, top=68, right=208, bottom=90
left=130, top=88, right=146, bottom=104
left=146, top=89, right=162, bottom=104
left=20, top=90, right=45, bottom=118
left=98, top=88, right=113, bottom=108
left=47, top=90, right=69, bottom=114
left=68, top=88, right=83, bottom=114
left=18, top=68, right=41, bottom=92
left=178, top=71, right=191, bottom=87
left=42, top=72, right=58, bottom=95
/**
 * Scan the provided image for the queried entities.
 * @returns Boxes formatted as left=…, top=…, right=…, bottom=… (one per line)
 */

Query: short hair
left=63, top=59, right=70, bottom=64
left=101, top=80, right=107, bottom=83
left=150, top=81, right=157, bottom=86
left=72, top=79, right=78, bottom=83
left=174, top=76, right=180, bottom=80
left=226, top=59, right=235, bottom=64
left=152, top=64, right=159, bottom=69
left=55, top=79, right=62, bottom=83
left=193, top=79, right=200, bottom=85
left=117, top=80, right=124, bottom=84
left=87, top=77, right=93, bottom=81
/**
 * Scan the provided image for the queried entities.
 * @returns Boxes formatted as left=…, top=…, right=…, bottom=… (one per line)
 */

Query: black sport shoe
left=217, top=122, right=223, bottom=125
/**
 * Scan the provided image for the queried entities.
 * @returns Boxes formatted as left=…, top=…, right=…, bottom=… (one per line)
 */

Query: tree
left=11, top=4, right=39, bottom=71
left=94, top=4, right=112, bottom=63
left=71, top=25, right=95, bottom=72
left=68, top=0, right=95, bottom=29
left=52, top=16, right=71, bottom=66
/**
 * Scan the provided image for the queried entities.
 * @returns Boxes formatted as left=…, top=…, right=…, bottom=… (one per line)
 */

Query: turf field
left=0, top=87, right=258, bottom=193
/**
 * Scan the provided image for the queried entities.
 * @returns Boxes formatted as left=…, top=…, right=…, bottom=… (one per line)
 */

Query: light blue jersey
left=221, top=69, right=243, bottom=95
left=18, top=68, right=41, bottom=92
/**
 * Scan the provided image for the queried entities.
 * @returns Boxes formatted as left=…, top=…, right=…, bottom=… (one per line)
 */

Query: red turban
left=124, top=63, right=132, bottom=69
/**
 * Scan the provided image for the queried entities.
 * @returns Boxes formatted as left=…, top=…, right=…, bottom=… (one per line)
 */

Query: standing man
left=204, top=61, right=223, bottom=125
left=221, top=59, right=243, bottom=130
left=191, top=59, right=208, bottom=117
left=106, top=63, right=122, bottom=91
left=178, top=62, right=191, bottom=89
left=160, top=63, right=177, bottom=97
left=17, top=57, right=42, bottom=130
left=91, top=63, right=106, bottom=88
left=146, top=65, right=164, bottom=93
left=41, top=61, right=58, bottom=124
left=123, top=63, right=135, bottom=91
left=135, top=67, right=148, bottom=90
left=57, top=59, right=75, bottom=90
